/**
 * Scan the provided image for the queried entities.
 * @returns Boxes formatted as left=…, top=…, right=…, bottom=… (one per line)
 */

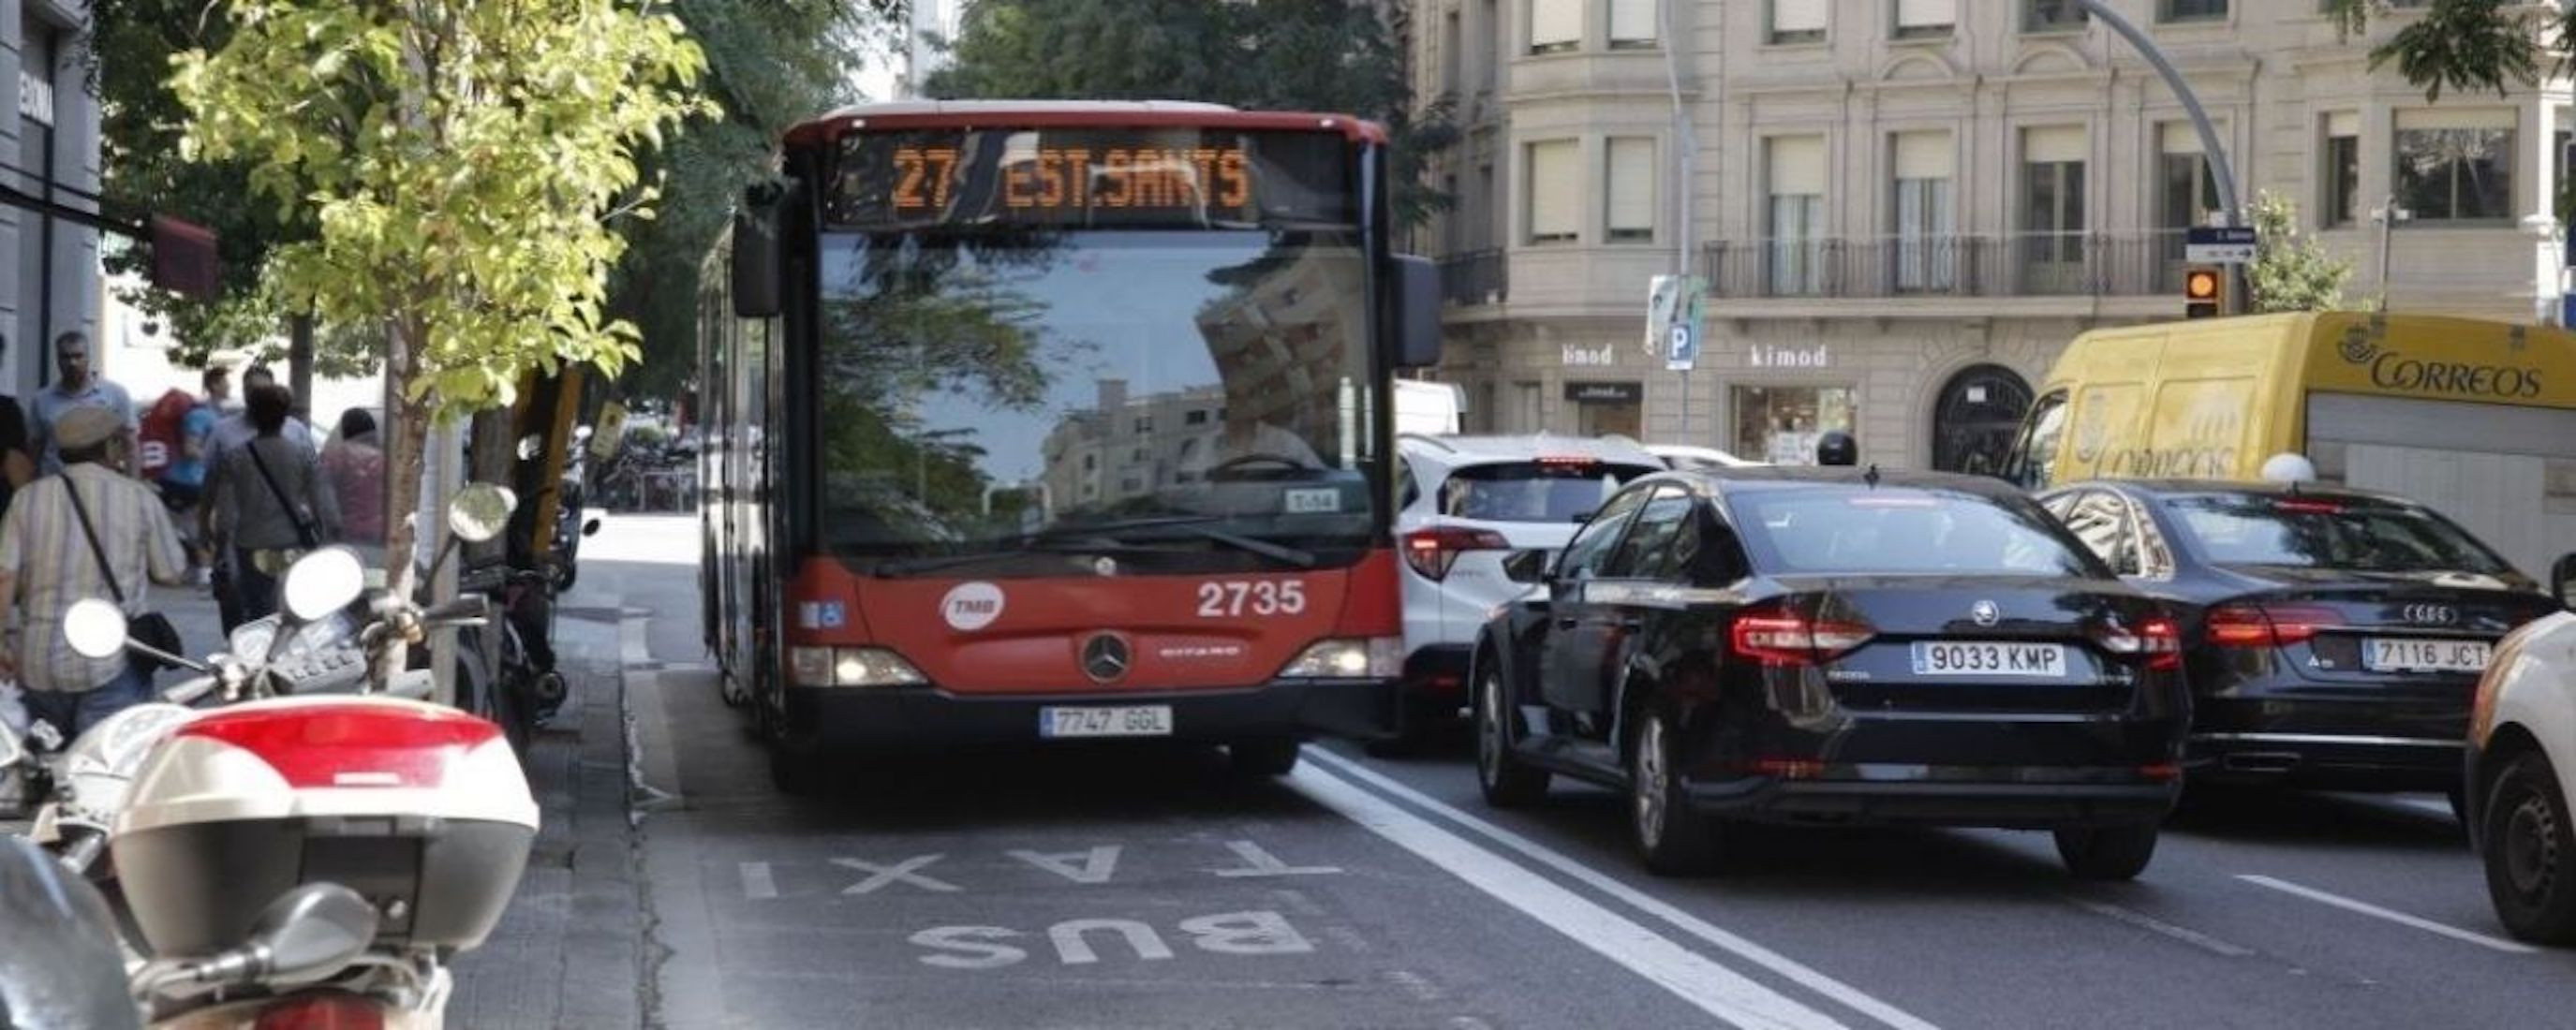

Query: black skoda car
left=2039, top=480, right=2561, bottom=807
left=1471, top=468, right=2188, bottom=879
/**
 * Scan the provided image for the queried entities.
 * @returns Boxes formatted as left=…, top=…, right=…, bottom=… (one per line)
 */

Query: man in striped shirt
left=0, top=406, right=188, bottom=737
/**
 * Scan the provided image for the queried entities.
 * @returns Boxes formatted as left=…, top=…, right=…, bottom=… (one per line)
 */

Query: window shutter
left=1610, top=0, right=1659, bottom=43
left=1606, top=138, right=1657, bottom=234
left=1768, top=136, right=1827, bottom=195
left=1896, top=0, right=1955, bottom=29
left=1892, top=131, right=1953, bottom=180
left=2325, top=110, right=2359, bottom=138
left=2022, top=125, right=2087, bottom=164
left=1771, top=0, right=1827, bottom=34
left=2394, top=108, right=2514, bottom=131
left=1527, top=140, right=1579, bottom=240
left=1531, top=0, right=1581, bottom=49
left=2159, top=122, right=2213, bottom=154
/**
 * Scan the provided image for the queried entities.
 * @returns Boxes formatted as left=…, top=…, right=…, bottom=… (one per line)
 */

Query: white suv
left=1387, top=434, right=1665, bottom=749
left=2467, top=560, right=2576, bottom=944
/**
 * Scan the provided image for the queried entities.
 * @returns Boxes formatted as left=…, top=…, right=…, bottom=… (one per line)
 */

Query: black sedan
left=2039, top=480, right=2562, bottom=807
left=1471, top=468, right=2189, bottom=879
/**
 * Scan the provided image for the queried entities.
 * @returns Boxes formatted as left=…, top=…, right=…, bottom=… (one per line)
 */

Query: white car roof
left=1398, top=433, right=1665, bottom=472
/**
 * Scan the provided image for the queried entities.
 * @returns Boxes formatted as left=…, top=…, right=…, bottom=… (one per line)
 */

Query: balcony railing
left=1440, top=249, right=1508, bottom=306
left=1699, top=230, right=2190, bottom=301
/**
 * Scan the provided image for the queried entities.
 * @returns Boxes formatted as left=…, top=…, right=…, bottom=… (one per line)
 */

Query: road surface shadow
left=2163, top=787, right=2465, bottom=853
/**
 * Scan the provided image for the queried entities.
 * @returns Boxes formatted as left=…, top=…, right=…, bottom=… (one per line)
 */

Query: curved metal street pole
left=2077, top=0, right=2246, bottom=313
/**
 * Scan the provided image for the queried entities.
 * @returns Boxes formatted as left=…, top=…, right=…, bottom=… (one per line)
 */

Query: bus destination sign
left=830, top=128, right=1354, bottom=228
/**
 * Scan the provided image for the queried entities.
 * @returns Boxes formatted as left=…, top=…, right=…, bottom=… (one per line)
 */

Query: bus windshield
left=816, top=229, right=1380, bottom=573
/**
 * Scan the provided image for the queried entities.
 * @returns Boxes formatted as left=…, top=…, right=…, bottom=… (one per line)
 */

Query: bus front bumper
left=777, top=678, right=1399, bottom=752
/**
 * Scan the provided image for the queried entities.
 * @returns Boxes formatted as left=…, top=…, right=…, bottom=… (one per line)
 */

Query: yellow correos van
left=2004, top=312, right=2576, bottom=578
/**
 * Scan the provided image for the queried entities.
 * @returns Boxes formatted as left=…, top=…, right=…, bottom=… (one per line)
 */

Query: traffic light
left=2183, top=266, right=2224, bottom=319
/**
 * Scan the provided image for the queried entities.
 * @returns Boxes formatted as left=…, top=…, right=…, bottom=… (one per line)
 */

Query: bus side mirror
left=2554, top=552, right=2576, bottom=609
left=1393, top=255, right=1443, bottom=369
left=732, top=182, right=788, bottom=318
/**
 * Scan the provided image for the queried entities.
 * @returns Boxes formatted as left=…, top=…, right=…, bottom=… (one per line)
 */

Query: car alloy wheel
left=1475, top=663, right=1547, bottom=807
left=2483, top=752, right=2576, bottom=944
left=1627, top=710, right=1714, bottom=875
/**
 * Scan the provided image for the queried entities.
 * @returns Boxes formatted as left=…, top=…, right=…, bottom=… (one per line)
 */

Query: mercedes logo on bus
left=1081, top=633, right=1132, bottom=684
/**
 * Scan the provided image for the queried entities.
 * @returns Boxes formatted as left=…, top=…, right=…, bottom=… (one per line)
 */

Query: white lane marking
left=832, top=855, right=963, bottom=895
left=1306, top=748, right=1938, bottom=1030
left=740, top=861, right=778, bottom=901
left=1010, top=846, right=1124, bottom=885
left=2062, top=897, right=2254, bottom=958
left=1287, top=761, right=1852, bottom=1030
left=2235, top=875, right=2539, bottom=954
left=1209, top=839, right=1343, bottom=877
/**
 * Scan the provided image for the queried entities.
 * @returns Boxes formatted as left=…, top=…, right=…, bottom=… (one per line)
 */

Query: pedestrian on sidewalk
left=201, top=366, right=315, bottom=631
left=0, top=407, right=188, bottom=737
left=29, top=332, right=139, bottom=478
left=0, top=335, right=35, bottom=519
left=322, top=407, right=386, bottom=568
left=210, top=386, right=340, bottom=622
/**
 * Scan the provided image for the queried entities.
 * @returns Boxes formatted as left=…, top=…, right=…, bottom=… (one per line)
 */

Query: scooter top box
left=112, top=696, right=538, bottom=958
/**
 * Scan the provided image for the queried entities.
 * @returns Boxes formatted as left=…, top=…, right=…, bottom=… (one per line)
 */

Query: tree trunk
left=288, top=311, right=316, bottom=424
left=379, top=316, right=435, bottom=698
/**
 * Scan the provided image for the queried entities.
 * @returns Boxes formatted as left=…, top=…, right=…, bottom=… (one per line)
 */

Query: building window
left=2157, top=123, right=2220, bottom=288
left=1609, top=0, right=1658, bottom=48
left=1530, top=0, right=1580, bottom=53
left=1894, top=0, right=1954, bottom=38
left=2159, top=0, right=2226, bottom=22
left=1767, top=136, right=1827, bottom=296
left=1480, top=0, right=1502, bottom=93
left=1133, top=416, right=1152, bottom=433
left=1606, top=137, right=1657, bottom=243
left=2021, top=125, right=2088, bottom=294
left=1525, top=140, right=1579, bottom=243
left=2323, top=113, right=2360, bottom=228
left=1133, top=447, right=1148, bottom=463
left=1082, top=454, right=1096, bottom=471
left=1769, top=0, right=1827, bottom=44
left=1185, top=409, right=1207, bottom=425
left=1443, top=10, right=1463, bottom=96
left=1733, top=385, right=1857, bottom=466
left=2024, top=0, right=2085, bottom=32
left=1891, top=132, right=1955, bottom=292
left=2394, top=111, right=2514, bottom=222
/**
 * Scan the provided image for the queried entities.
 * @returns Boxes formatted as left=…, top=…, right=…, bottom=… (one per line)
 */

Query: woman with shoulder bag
left=209, top=387, right=340, bottom=621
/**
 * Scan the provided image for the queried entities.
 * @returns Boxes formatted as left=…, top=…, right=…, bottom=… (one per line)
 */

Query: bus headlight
left=1280, top=638, right=1401, bottom=679
left=789, top=646, right=926, bottom=687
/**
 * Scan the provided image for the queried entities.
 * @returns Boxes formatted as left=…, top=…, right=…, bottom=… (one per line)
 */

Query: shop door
left=1931, top=365, right=2033, bottom=476
left=1578, top=401, right=1640, bottom=439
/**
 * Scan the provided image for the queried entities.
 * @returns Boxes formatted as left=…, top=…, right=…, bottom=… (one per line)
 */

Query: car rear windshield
left=1438, top=461, right=1661, bottom=523
left=2165, top=495, right=2513, bottom=575
left=1734, top=489, right=2098, bottom=577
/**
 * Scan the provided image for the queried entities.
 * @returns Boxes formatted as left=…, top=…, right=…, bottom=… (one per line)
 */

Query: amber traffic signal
left=2183, top=266, right=2224, bottom=319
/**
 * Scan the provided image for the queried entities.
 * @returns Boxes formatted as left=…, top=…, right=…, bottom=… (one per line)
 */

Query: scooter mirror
left=515, top=433, right=544, bottom=462
left=240, top=882, right=379, bottom=985
left=583, top=518, right=602, bottom=537
left=0, top=720, right=22, bottom=770
left=62, top=598, right=129, bottom=660
left=448, top=483, right=516, bottom=544
left=282, top=547, right=367, bottom=623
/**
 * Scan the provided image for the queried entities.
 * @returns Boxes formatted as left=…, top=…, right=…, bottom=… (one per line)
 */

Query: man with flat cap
left=0, top=405, right=188, bottom=736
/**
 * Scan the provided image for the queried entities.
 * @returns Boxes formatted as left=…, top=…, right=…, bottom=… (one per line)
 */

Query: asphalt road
left=582, top=515, right=2576, bottom=1029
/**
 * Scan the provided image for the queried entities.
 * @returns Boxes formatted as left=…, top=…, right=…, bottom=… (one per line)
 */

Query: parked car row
left=1390, top=430, right=2576, bottom=942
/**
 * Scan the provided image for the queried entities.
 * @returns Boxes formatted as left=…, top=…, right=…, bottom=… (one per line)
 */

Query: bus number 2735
left=1197, top=581, right=1306, bottom=618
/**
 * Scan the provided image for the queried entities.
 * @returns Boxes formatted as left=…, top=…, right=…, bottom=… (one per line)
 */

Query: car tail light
left=252, top=993, right=388, bottom=1030
left=2205, top=603, right=2342, bottom=648
left=176, top=703, right=502, bottom=789
left=1729, top=604, right=1873, bottom=666
left=2095, top=615, right=2183, bottom=671
left=1402, top=525, right=1512, bottom=581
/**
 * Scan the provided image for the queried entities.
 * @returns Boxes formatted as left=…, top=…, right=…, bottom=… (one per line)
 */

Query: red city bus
left=698, top=101, right=1443, bottom=791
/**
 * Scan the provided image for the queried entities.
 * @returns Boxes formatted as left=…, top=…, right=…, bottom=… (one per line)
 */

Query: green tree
left=2244, top=191, right=2356, bottom=314
left=608, top=0, right=888, bottom=402
left=172, top=1, right=713, bottom=596
left=926, top=0, right=1459, bottom=227
left=2322, top=0, right=2567, bottom=101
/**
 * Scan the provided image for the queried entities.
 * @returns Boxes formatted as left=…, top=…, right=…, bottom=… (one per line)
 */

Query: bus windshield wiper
left=1038, top=516, right=1316, bottom=569
left=869, top=519, right=1313, bottom=577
